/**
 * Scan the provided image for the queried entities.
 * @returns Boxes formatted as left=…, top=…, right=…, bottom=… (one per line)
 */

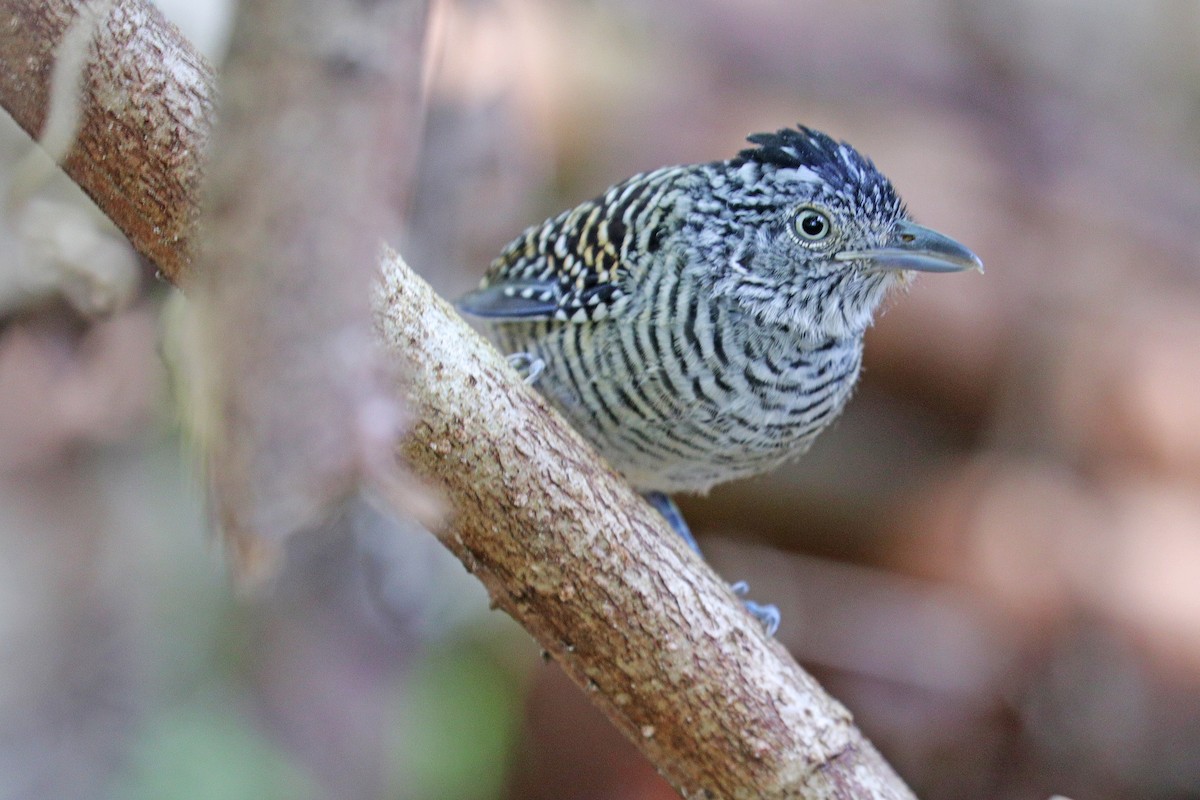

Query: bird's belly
left=606, top=373, right=856, bottom=493
left=502, top=322, right=862, bottom=494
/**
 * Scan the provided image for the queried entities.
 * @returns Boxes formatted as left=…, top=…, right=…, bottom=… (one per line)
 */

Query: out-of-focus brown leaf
left=1038, top=301, right=1200, bottom=479
left=0, top=309, right=161, bottom=471
left=887, top=457, right=1109, bottom=630
left=1086, top=479, right=1200, bottom=674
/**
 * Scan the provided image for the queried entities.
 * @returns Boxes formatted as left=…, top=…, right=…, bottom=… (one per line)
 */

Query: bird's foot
left=730, top=581, right=781, bottom=636
left=506, top=352, right=546, bottom=385
left=644, top=492, right=781, bottom=636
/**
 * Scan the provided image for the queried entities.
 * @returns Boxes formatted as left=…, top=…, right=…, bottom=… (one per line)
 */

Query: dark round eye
left=794, top=208, right=832, bottom=242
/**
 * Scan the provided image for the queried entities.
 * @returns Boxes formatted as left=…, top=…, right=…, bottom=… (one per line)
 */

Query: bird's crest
left=737, top=126, right=847, bottom=168
left=736, top=125, right=896, bottom=209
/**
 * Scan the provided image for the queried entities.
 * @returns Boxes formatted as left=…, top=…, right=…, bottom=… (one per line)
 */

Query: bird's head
left=692, top=126, right=981, bottom=340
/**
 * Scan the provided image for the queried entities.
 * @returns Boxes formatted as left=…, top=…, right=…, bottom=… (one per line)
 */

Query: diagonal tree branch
left=373, top=246, right=915, bottom=798
left=0, top=0, right=212, bottom=282
left=0, top=0, right=918, bottom=796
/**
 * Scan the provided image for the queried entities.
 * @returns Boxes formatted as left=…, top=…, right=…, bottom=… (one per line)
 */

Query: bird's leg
left=643, top=490, right=702, bottom=554
left=642, top=491, right=781, bottom=636
left=506, top=352, right=546, bottom=385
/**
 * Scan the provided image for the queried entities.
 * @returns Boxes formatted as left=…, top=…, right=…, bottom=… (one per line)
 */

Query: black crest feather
left=737, top=126, right=845, bottom=170
left=735, top=125, right=896, bottom=210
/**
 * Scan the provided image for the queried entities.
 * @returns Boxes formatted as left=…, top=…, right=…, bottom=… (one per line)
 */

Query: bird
left=457, top=125, right=981, bottom=634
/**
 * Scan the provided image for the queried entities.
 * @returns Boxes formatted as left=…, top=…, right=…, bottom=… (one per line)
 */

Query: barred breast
left=493, top=287, right=863, bottom=494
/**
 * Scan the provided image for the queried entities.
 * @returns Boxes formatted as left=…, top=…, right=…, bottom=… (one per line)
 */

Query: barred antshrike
left=458, top=126, right=982, bottom=634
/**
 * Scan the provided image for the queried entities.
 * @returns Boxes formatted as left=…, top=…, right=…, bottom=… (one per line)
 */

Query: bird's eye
left=794, top=208, right=833, bottom=242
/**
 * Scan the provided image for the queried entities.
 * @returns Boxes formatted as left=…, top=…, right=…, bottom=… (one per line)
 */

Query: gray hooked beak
left=836, top=220, right=983, bottom=274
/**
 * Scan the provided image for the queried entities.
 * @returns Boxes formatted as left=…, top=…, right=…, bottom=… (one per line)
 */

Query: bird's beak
left=836, top=220, right=983, bottom=274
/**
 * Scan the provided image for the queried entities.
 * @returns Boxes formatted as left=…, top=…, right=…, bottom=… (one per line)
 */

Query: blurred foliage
left=112, top=696, right=319, bottom=800
left=389, top=641, right=524, bottom=800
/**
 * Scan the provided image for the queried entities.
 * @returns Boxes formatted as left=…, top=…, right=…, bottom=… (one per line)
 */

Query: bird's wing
left=456, top=167, right=684, bottom=323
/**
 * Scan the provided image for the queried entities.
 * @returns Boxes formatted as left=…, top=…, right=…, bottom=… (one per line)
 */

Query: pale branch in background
left=190, top=0, right=432, bottom=577
left=0, top=0, right=920, bottom=796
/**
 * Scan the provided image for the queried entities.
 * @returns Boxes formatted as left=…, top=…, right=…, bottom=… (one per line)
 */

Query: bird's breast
left=493, top=301, right=864, bottom=493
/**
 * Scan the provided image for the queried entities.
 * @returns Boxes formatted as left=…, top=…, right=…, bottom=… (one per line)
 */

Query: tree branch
left=0, top=0, right=212, bottom=282
left=0, top=1, right=918, bottom=796
left=374, top=246, right=915, bottom=798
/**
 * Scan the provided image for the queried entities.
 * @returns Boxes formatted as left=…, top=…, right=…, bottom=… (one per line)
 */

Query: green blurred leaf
left=391, top=646, right=522, bottom=800
left=112, top=698, right=317, bottom=800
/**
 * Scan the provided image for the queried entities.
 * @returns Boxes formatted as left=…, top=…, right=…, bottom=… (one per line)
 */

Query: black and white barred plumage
left=459, top=126, right=980, bottom=494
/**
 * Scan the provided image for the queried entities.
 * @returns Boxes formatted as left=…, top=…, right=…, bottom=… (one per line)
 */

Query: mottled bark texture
left=374, top=247, right=916, bottom=800
left=0, top=0, right=211, bottom=282
left=0, top=1, right=918, bottom=796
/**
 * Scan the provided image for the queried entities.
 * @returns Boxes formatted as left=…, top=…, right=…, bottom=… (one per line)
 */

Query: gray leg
left=642, top=491, right=781, bottom=636
left=643, top=491, right=701, bottom=554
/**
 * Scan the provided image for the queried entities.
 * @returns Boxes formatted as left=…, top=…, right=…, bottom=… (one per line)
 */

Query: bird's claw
left=507, top=352, right=546, bottom=385
left=730, top=581, right=780, bottom=636
left=643, top=497, right=780, bottom=636
left=745, top=600, right=781, bottom=637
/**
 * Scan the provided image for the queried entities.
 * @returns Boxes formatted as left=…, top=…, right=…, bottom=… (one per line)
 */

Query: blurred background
left=3, top=1, right=1200, bottom=798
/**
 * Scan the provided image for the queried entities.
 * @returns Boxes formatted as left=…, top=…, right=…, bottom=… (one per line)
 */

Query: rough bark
left=0, top=1, right=919, bottom=796
left=0, top=0, right=212, bottom=282
left=374, top=246, right=916, bottom=799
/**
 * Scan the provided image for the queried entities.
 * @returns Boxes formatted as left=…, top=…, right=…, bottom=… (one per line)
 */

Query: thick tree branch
left=374, top=247, right=915, bottom=798
left=0, top=0, right=212, bottom=282
left=0, top=1, right=918, bottom=796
